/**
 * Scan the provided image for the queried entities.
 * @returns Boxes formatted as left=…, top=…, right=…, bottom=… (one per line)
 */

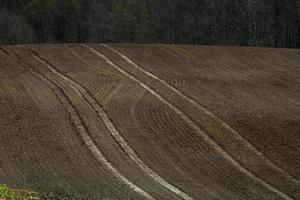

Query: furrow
left=29, top=47, right=195, bottom=200
left=4, top=47, right=136, bottom=197
left=85, top=44, right=293, bottom=200
left=102, top=82, right=124, bottom=107
left=1, top=48, right=73, bottom=185
left=27, top=49, right=155, bottom=200
left=103, top=44, right=300, bottom=185
left=65, top=45, right=123, bottom=79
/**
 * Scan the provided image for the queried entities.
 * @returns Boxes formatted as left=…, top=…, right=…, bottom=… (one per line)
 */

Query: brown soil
left=0, top=44, right=299, bottom=200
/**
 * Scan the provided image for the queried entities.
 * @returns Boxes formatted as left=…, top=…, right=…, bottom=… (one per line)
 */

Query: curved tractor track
left=28, top=47, right=191, bottom=200
left=100, top=44, right=299, bottom=184
left=0, top=44, right=300, bottom=200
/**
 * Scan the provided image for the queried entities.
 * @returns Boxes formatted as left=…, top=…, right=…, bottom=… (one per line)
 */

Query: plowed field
left=0, top=44, right=300, bottom=200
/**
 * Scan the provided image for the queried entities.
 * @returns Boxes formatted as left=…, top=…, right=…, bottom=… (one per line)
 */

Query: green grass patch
left=0, top=184, right=39, bottom=200
left=0, top=184, right=16, bottom=200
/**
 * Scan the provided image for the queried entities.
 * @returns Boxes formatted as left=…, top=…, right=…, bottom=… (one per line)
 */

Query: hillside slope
left=0, top=44, right=300, bottom=200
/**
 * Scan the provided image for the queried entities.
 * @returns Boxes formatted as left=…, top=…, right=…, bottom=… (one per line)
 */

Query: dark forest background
left=1, top=0, right=300, bottom=48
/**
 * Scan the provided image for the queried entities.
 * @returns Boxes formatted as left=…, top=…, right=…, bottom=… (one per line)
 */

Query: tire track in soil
left=66, top=47, right=224, bottom=198
left=28, top=48, right=190, bottom=200
left=104, top=44, right=300, bottom=185
left=18, top=47, right=155, bottom=200
left=102, top=82, right=124, bottom=107
left=7, top=47, right=150, bottom=198
left=2, top=47, right=150, bottom=199
left=1, top=49, right=80, bottom=192
left=72, top=46, right=200, bottom=200
left=0, top=48, right=74, bottom=188
left=84, top=44, right=294, bottom=200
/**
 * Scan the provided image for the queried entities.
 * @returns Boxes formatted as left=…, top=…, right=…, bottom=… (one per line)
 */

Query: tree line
left=0, top=0, right=299, bottom=48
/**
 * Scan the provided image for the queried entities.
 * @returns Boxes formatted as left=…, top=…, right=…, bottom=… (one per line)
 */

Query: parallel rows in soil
left=0, top=44, right=299, bottom=199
